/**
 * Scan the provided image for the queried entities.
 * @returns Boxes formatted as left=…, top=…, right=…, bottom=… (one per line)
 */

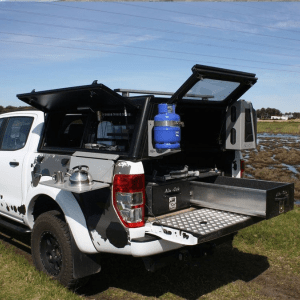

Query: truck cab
left=0, top=65, right=294, bottom=288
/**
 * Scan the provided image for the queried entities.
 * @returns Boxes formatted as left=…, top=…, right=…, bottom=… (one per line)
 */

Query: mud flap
left=70, top=231, right=101, bottom=279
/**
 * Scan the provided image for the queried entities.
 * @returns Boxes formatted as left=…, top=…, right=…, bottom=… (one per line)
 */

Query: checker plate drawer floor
left=153, top=208, right=255, bottom=243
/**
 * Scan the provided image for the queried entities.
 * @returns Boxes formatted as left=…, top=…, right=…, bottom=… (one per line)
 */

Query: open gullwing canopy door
left=168, top=64, right=258, bottom=151
left=16, top=82, right=137, bottom=113
left=169, top=64, right=258, bottom=105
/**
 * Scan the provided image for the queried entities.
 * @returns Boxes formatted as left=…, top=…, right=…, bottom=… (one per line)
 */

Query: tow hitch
left=142, top=243, right=216, bottom=272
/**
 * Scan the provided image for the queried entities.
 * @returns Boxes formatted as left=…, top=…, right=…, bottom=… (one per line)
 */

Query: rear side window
left=0, top=119, right=5, bottom=132
left=42, top=110, right=138, bottom=153
left=43, top=114, right=88, bottom=148
left=1, top=117, right=33, bottom=150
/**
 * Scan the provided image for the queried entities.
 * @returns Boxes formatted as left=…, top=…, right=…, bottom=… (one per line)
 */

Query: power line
left=1, top=38, right=300, bottom=74
left=2, top=15, right=300, bottom=62
left=42, top=2, right=300, bottom=43
left=116, top=1, right=300, bottom=35
left=1, top=6, right=300, bottom=54
left=233, top=2, right=300, bottom=18
left=183, top=2, right=292, bottom=24
left=2, top=30, right=300, bottom=69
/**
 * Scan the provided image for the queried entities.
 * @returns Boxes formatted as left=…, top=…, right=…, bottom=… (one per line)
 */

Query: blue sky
left=0, top=1, right=300, bottom=113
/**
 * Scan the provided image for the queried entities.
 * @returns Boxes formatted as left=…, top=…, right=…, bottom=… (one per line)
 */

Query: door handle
left=9, top=161, right=19, bottom=166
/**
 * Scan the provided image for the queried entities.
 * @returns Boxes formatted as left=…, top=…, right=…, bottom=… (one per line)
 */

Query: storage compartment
left=145, top=175, right=294, bottom=246
left=146, top=180, right=191, bottom=216
left=190, top=176, right=294, bottom=219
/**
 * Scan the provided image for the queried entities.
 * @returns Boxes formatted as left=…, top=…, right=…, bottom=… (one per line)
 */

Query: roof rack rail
left=114, top=89, right=173, bottom=97
left=114, top=89, right=214, bottom=100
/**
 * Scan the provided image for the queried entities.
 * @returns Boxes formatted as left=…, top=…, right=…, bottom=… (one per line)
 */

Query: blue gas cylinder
left=154, top=103, right=181, bottom=149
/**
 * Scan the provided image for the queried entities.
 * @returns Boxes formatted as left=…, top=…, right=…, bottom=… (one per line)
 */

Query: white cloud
left=272, top=20, right=300, bottom=30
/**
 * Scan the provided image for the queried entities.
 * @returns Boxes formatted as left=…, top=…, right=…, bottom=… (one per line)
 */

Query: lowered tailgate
left=145, top=208, right=254, bottom=246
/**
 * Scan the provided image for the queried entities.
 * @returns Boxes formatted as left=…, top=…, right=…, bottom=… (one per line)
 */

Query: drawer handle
left=275, top=192, right=289, bottom=214
left=275, top=195, right=289, bottom=202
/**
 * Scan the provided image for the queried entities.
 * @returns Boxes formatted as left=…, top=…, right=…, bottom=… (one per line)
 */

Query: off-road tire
left=31, top=210, right=80, bottom=289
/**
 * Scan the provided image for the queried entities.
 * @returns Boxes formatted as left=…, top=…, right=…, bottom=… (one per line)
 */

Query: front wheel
left=31, top=210, right=80, bottom=289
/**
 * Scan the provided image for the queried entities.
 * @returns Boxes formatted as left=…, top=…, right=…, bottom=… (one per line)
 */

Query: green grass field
left=0, top=240, right=81, bottom=300
left=1, top=206, right=299, bottom=299
left=257, top=121, right=300, bottom=134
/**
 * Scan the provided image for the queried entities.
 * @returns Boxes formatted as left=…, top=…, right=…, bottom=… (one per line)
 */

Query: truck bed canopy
left=17, top=83, right=137, bottom=113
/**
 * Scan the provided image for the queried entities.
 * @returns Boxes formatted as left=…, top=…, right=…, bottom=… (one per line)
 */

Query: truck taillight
left=113, top=174, right=145, bottom=228
left=241, top=160, right=245, bottom=178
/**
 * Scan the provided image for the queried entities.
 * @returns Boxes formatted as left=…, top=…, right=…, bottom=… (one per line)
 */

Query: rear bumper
left=131, top=236, right=184, bottom=257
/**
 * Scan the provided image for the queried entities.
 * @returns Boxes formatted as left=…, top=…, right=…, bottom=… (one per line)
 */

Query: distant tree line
left=256, top=108, right=282, bottom=119
left=256, top=108, right=300, bottom=119
left=293, top=112, right=300, bottom=119
left=0, top=105, right=37, bottom=114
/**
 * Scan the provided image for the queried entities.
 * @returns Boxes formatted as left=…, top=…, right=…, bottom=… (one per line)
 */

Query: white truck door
left=0, top=116, right=34, bottom=220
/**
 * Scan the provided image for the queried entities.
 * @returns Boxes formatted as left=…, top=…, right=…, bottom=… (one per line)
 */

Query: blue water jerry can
left=154, top=103, right=181, bottom=149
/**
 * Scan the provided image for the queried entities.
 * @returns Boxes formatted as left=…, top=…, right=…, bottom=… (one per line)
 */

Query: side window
left=63, top=118, right=85, bottom=147
left=1, top=117, right=33, bottom=150
left=0, top=119, right=5, bottom=134
left=43, top=114, right=87, bottom=148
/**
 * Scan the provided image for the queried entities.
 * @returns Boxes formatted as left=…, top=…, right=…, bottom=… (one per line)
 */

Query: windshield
left=183, top=78, right=240, bottom=101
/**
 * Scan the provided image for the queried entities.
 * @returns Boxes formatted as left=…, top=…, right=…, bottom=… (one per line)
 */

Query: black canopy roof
left=17, top=82, right=137, bottom=113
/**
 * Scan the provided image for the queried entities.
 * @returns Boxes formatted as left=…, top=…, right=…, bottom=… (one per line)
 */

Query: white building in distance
left=271, top=116, right=289, bottom=120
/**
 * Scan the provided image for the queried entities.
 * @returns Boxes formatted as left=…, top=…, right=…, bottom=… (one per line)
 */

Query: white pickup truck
left=0, top=65, right=294, bottom=288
